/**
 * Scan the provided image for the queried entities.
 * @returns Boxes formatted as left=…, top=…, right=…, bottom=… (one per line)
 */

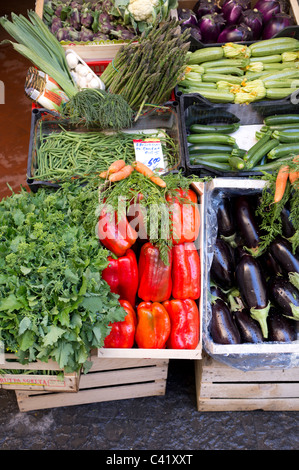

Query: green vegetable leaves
left=0, top=182, right=126, bottom=372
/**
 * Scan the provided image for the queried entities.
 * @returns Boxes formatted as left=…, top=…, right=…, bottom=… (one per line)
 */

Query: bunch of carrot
left=99, top=159, right=166, bottom=188
left=274, top=156, right=299, bottom=203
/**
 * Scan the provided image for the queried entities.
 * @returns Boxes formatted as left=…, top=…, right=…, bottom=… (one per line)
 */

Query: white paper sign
left=133, top=138, right=166, bottom=174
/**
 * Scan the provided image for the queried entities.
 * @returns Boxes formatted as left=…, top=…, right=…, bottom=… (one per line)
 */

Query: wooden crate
left=15, top=357, right=169, bottom=412
left=178, top=0, right=299, bottom=24
left=0, top=353, right=79, bottom=393
left=195, top=354, right=299, bottom=412
left=35, top=0, right=177, bottom=60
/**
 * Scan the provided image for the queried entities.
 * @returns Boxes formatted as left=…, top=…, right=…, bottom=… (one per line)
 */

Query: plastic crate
left=179, top=92, right=299, bottom=178
left=177, top=0, right=299, bottom=51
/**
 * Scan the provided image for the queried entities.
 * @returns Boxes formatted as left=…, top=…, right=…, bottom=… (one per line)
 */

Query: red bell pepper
left=97, top=204, right=138, bottom=257
left=163, top=299, right=200, bottom=349
left=101, top=249, right=138, bottom=307
left=104, top=299, right=137, bottom=348
left=135, top=301, right=171, bottom=349
left=172, top=242, right=201, bottom=300
left=138, top=242, right=172, bottom=302
left=166, top=188, right=200, bottom=245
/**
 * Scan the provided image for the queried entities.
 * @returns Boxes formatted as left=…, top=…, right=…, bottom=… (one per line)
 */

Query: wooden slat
left=200, top=382, right=299, bottom=399
left=16, top=381, right=166, bottom=412
left=197, top=398, right=299, bottom=412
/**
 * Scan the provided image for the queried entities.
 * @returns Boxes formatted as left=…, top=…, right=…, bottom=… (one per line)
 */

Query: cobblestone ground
left=0, top=360, right=298, bottom=450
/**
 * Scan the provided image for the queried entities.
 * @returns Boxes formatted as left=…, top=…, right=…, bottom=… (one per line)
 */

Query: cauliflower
left=128, top=0, right=160, bottom=23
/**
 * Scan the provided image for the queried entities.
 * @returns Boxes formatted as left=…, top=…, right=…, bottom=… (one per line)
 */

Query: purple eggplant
left=210, top=284, right=227, bottom=303
left=268, top=277, right=299, bottom=320
left=217, top=23, right=253, bottom=43
left=260, top=251, right=284, bottom=277
left=234, top=196, right=261, bottom=249
left=210, top=238, right=235, bottom=289
left=241, top=8, right=263, bottom=39
left=193, top=0, right=221, bottom=19
left=199, top=12, right=226, bottom=43
left=262, top=13, right=294, bottom=39
left=222, top=0, right=250, bottom=25
left=178, top=8, right=198, bottom=26
left=255, top=0, right=281, bottom=23
left=210, top=298, right=241, bottom=344
left=267, top=307, right=297, bottom=342
left=269, top=237, right=299, bottom=275
left=235, top=254, right=270, bottom=338
left=217, top=198, right=236, bottom=239
left=233, top=308, right=264, bottom=343
left=281, top=206, right=296, bottom=239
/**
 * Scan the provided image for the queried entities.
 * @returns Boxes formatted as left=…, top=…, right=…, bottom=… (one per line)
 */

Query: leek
left=0, top=11, right=78, bottom=98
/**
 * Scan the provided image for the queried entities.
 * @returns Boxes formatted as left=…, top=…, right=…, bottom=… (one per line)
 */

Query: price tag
left=133, top=138, right=166, bottom=174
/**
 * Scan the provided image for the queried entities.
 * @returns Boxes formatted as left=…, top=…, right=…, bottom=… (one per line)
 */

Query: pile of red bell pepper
left=100, top=186, right=201, bottom=350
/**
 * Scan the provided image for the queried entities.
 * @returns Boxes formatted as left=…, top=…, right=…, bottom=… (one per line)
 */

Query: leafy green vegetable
left=0, top=181, right=125, bottom=373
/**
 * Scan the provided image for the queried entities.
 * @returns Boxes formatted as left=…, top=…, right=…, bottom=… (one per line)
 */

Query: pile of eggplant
left=209, top=193, right=299, bottom=345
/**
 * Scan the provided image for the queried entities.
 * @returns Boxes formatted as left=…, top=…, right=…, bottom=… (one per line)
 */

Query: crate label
left=0, top=375, right=66, bottom=387
left=133, top=138, right=166, bottom=174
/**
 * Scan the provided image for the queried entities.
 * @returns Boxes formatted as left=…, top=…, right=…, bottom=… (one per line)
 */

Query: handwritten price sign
left=133, top=138, right=166, bottom=174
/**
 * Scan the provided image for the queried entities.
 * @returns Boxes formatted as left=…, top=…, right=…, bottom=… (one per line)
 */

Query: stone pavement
left=0, top=359, right=298, bottom=450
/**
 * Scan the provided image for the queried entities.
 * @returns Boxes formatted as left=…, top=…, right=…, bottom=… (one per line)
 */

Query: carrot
left=99, top=170, right=108, bottom=179
left=289, top=155, right=299, bottom=184
left=274, top=165, right=289, bottom=203
left=289, top=170, right=299, bottom=184
left=133, top=161, right=154, bottom=177
left=150, top=175, right=167, bottom=188
left=109, top=165, right=134, bottom=182
left=107, top=159, right=126, bottom=175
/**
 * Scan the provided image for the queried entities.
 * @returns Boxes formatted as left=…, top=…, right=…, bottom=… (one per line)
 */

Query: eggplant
left=281, top=206, right=296, bottom=239
left=210, top=284, right=227, bottom=302
left=259, top=251, right=284, bottom=278
left=269, top=237, right=299, bottom=275
left=210, top=238, right=234, bottom=289
left=235, top=254, right=270, bottom=338
left=268, top=277, right=299, bottom=320
left=217, top=198, right=236, bottom=240
left=210, top=298, right=241, bottom=344
left=233, top=308, right=264, bottom=343
left=267, top=307, right=297, bottom=342
left=234, top=196, right=261, bottom=249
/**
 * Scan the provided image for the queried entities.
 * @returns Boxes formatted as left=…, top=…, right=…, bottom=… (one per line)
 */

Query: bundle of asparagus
left=100, top=18, right=191, bottom=111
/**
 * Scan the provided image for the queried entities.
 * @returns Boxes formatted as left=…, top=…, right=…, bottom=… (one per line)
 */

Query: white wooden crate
left=15, top=357, right=169, bottom=412
left=0, top=353, right=79, bottom=393
left=195, top=354, right=299, bottom=412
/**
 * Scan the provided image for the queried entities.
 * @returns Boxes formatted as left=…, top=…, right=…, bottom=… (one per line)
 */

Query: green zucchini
left=189, top=123, right=240, bottom=134
left=188, top=47, right=224, bottom=65
left=204, top=66, right=245, bottom=76
left=195, top=89, right=235, bottom=103
left=266, top=88, right=296, bottom=99
left=189, top=154, right=231, bottom=163
left=228, top=156, right=246, bottom=170
left=252, top=155, right=295, bottom=171
left=263, top=62, right=299, bottom=70
left=245, top=132, right=278, bottom=169
left=264, top=114, right=299, bottom=126
left=249, top=54, right=282, bottom=64
left=263, top=79, right=299, bottom=88
left=187, top=133, right=236, bottom=145
left=261, top=69, right=299, bottom=82
left=188, top=143, right=235, bottom=154
left=272, top=130, right=299, bottom=142
left=202, top=73, right=243, bottom=84
left=267, top=142, right=299, bottom=159
left=249, top=38, right=299, bottom=57
left=188, top=158, right=232, bottom=171
left=201, top=58, right=249, bottom=69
